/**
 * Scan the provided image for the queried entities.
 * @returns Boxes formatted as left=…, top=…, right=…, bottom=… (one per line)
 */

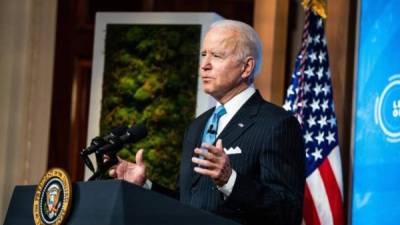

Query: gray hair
left=209, top=19, right=263, bottom=81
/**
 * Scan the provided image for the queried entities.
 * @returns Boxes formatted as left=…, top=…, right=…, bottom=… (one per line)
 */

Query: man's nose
left=200, top=56, right=212, bottom=71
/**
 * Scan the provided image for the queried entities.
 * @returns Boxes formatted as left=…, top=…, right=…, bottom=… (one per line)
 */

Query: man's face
left=200, top=27, right=246, bottom=100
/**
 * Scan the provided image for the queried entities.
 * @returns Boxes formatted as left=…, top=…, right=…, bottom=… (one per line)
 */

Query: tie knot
left=214, top=105, right=226, bottom=119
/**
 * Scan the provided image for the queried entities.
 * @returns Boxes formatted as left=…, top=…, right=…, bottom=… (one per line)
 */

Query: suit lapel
left=217, top=91, right=261, bottom=148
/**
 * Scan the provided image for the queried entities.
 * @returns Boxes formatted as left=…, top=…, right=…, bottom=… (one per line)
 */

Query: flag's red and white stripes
left=303, top=146, right=343, bottom=225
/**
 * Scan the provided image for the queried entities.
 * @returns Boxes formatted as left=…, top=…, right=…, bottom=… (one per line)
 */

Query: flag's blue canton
left=283, top=12, right=340, bottom=177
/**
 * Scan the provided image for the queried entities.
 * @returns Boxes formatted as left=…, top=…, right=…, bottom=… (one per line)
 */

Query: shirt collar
left=216, top=85, right=256, bottom=116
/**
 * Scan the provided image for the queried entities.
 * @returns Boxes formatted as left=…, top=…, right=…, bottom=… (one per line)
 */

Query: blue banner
left=352, top=0, right=400, bottom=224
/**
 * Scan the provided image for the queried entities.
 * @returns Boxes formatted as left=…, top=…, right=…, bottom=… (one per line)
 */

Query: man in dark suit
left=110, top=19, right=305, bottom=225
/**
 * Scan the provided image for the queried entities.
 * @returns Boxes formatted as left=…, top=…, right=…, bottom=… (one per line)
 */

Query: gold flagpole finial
left=301, top=0, right=327, bottom=19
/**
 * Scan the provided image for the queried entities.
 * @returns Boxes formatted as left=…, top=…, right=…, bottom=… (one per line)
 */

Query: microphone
left=96, top=124, right=148, bottom=155
left=207, top=125, right=217, bottom=135
left=81, top=125, right=128, bottom=156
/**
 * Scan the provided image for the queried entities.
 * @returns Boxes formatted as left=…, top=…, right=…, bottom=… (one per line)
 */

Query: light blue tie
left=201, top=105, right=227, bottom=146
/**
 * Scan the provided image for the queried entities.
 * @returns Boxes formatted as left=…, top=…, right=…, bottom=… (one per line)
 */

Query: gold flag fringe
left=302, top=0, right=327, bottom=19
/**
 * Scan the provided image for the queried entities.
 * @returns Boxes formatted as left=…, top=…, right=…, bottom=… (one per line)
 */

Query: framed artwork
left=86, top=12, right=222, bottom=187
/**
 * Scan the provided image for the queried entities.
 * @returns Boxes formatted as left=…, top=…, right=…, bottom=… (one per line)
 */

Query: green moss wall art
left=101, top=24, right=201, bottom=189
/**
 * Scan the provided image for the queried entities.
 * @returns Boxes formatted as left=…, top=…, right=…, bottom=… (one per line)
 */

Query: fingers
left=105, top=149, right=148, bottom=186
left=109, top=166, right=117, bottom=177
left=194, top=148, right=216, bottom=162
left=193, top=139, right=232, bottom=186
left=115, top=160, right=127, bottom=180
left=135, top=149, right=144, bottom=165
left=200, top=143, right=219, bottom=155
left=193, top=155, right=232, bottom=186
left=196, top=139, right=225, bottom=161
left=108, top=155, right=120, bottom=177
left=193, top=166, right=216, bottom=178
left=108, top=155, right=126, bottom=178
left=201, top=139, right=224, bottom=155
left=192, top=156, right=216, bottom=168
left=216, top=139, right=223, bottom=150
left=103, top=154, right=110, bottom=163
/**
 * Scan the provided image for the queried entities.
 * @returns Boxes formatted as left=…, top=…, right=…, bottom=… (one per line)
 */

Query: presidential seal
left=33, top=168, right=72, bottom=225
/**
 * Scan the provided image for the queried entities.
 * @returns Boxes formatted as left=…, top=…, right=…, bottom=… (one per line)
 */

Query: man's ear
left=241, top=56, right=255, bottom=80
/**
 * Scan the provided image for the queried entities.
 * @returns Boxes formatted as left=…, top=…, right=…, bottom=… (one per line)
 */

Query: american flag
left=283, top=10, right=344, bottom=225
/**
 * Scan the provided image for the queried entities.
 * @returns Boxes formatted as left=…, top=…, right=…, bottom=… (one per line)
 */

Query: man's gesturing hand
left=192, top=139, right=232, bottom=186
left=109, top=149, right=147, bottom=186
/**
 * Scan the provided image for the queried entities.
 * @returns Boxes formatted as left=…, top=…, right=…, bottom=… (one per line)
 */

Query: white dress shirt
left=214, top=85, right=255, bottom=197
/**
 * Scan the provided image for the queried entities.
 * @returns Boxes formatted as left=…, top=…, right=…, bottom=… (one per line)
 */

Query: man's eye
left=213, top=54, right=222, bottom=58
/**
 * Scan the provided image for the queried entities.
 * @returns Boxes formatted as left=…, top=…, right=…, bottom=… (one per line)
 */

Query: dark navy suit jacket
left=154, top=91, right=305, bottom=225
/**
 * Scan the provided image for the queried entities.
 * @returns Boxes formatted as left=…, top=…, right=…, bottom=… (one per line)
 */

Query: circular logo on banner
left=375, top=74, right=400, bottom=143
left=33, top=168, right=72, bottom=225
